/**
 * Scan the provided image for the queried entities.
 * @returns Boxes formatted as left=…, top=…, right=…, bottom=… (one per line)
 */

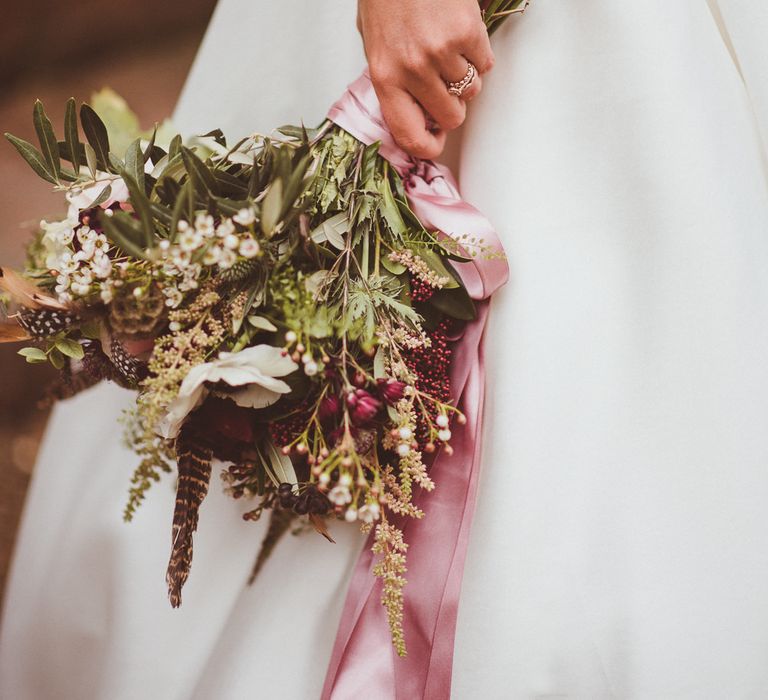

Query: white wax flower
left=158, top=345, right=298, bottom=438
left=358, top=503, right=381, bottom=524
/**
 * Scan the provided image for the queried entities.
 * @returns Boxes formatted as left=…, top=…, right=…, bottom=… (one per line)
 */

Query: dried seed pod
left=108, top=283, right=165, bottom=337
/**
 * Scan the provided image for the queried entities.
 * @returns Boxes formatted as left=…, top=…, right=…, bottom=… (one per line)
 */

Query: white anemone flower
left=66, top=174, right=130, bottom=213
left=158, top=345, right=298, bottom=438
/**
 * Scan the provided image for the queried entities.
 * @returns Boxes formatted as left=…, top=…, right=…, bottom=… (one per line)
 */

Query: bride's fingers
left=441, top=55, right=484, bottom=102
left=407, top=72, right=467, bottom=132
left=378, top=84, right=447, bottom=159
left=462, top=18, right=495, bottom=74
left=460, top=71, right=483, bottom=102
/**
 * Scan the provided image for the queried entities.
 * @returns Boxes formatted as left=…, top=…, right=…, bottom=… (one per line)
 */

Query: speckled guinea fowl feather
left=166, top=426, right=213, bottom=608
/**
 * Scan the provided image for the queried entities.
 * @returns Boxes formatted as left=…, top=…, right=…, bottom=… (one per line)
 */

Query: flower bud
left=378, top=378, right=407, bottom=405
left=318, top=395, right=341, bottom=424
left=347, top=389, right=382, bottom=425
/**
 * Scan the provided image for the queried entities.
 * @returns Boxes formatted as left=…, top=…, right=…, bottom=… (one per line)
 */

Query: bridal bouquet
left=1, top=0, right=527, bottom=666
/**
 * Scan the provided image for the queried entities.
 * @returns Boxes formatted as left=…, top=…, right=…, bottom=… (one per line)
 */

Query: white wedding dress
left=3, top=1, right=768, bottom=698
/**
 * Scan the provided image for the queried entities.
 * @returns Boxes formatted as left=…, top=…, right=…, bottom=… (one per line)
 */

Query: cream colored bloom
left=358, top=502, right=381, bottom=524
left=158, top=345, right=298, bottom=438
left=66, top=174, right=129, bottom=212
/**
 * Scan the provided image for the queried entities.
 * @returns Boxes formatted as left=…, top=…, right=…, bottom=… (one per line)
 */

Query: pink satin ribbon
left=322, top=70, right=509, bottom=699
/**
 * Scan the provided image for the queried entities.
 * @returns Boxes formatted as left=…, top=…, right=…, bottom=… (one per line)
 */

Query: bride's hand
left=357, top=0, right=493, bottom=160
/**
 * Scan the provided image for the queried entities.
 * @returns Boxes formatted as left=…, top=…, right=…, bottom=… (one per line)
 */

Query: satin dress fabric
left=3, top=1, right=768, bottom=698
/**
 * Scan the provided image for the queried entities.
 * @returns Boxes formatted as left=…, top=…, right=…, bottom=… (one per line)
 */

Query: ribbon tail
left=322, top=306, right=492, bottom=699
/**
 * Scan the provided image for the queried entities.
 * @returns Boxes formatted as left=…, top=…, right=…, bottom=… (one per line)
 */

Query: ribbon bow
left=322, top=69, right=508, bottom=699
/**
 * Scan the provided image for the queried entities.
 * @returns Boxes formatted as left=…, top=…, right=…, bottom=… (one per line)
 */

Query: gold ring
left=446, top=62, right=477, bottom=98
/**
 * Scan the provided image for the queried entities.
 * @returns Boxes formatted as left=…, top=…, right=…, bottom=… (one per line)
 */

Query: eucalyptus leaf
left=168, top=134, right=182, bottom=160
left=261, top=179, right=283, bottom=236
left=4, top=134, right=57, bottom=184
left=33, top=100, right=61, bottom=180
left=64, top=97, right=81, bottom=172
left=310, top=212, right=348, bottom=250
left=142, top=126, right=157, bottom=163
left=265, top=440, right=297, bottom=487
left=247, top=316, right=278, bottom=332
left=149, top=201, right=172, bottom=227
left=101, top=212, right=149, bottom=259
left=124, top=138, right=145, bottom=190
left=90, top=184, right=113, bottom=208
left=373, top=346, right=386, bottom=379
left=80, top=104, right=111, bottom=171
left=170, top=181, right=194, bottom=239
left=281, top=152, right=312, bottom=217
left=181, top=146, right=218, bottom=196
left=380, top=176, right=407, bottom=237
left=84, top=142, right=98, bottom=178
left=120, top=171, right=154, bottom=247
left=428, top=286, right=477, bottom=321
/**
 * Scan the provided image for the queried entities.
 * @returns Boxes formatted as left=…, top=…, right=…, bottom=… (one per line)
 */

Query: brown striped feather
left=0, top=267, right=67, bottom=310
left=166, top=425, right=213, bottom=608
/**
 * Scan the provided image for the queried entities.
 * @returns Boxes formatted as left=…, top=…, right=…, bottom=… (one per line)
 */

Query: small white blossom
left=328, top=485, right=352, bottom=506
left=438, top=429, right=452, bottom=442
left=194, top=213, right=215, bottom=237
left=397, top=443, right=411, bottom=457
left=358, top=503, right=381, bottom=524
left=202, top=245, right=222, bottom=266
left=171, top=248, right=192, bottom=268
left=73, top=269, right=93, bottom=286
left=91, top=253, right=113, bottom=279
left=344, top=508, right=358, bottom=523
left=304, top=361, right=319, bottom=376
left=179, top=229, right=203, bottom=252
left=216, top=218, right=236, bottom=238
left=76, top=226, right=94, bottom=244
left=41, top=216, right=77, bottom=246
left=436, top=414, right=449, bottom=428
left=239, top=238, right=260, bottom=258
left=163, top=287, right=183, bottom=308
left=223, top=233, right=240, bottom=250
left=218, top=248, right=237, bottom=269
left=233, top=207, right=255, bottom=226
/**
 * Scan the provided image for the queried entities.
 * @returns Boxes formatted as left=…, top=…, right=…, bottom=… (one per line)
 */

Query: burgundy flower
left=346, top=388, right=382, bottom=426
left=197, top=396, right=255, bottom=444
left=377, top=378, right=407, bottom=405
left=318, top=394, right=342, bottom=425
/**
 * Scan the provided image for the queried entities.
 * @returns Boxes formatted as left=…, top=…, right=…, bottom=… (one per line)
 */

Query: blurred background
left=0, top=0, right=217, bottom=600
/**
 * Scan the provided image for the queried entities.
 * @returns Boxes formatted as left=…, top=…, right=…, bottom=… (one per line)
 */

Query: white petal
left=229, top=385, right=283, bottom=409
